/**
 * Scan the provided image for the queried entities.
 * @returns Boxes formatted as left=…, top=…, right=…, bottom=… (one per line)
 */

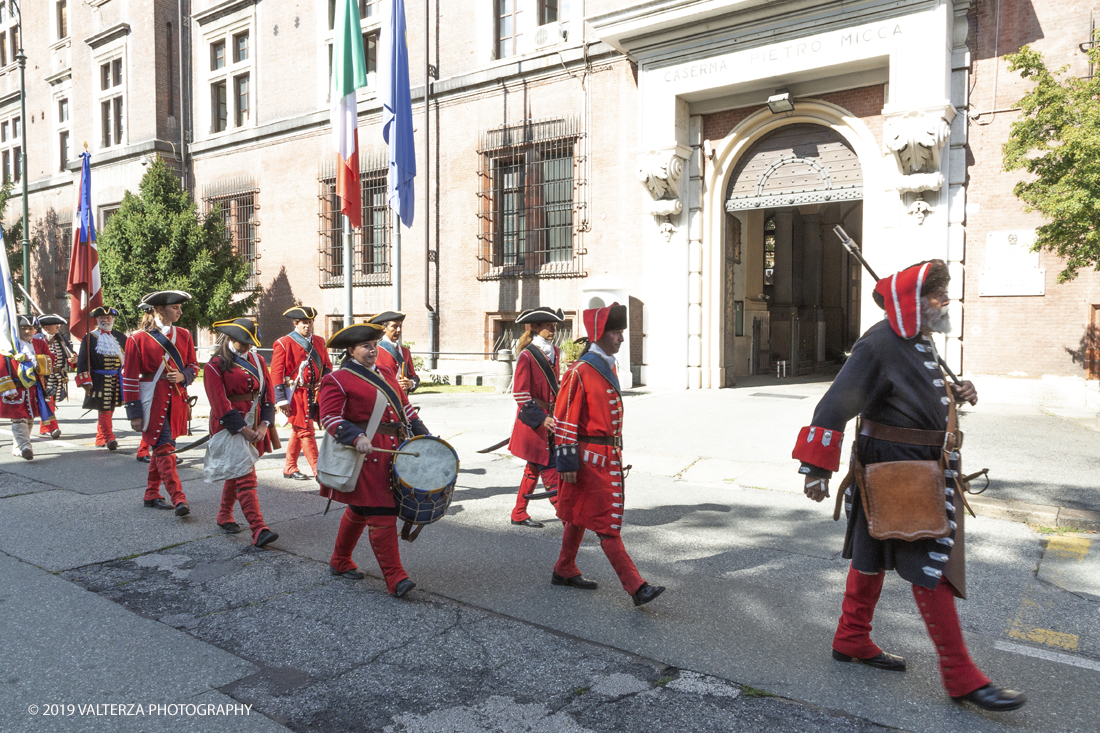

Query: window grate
left=476, top=117, right=586, bottom=280
left=317, top=151, right=392, bottom=288
left=202, top=176, right=260, bottom=291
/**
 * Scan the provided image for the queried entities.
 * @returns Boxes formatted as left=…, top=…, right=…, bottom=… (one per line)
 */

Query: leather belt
left=578, top=435, right=622, bottom=448
left=860, top=419, right=963, bottom=449
left=353, top=421, right=406, bottom=438
left=227, top=391, right=259, bottom=401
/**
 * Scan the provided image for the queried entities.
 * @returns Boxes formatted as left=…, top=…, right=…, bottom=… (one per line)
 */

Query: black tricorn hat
left=213, top=318, right=261, bottom=348
left=141, top=290, right=192, bottom=307
left=283, top=306, right=318, bottom=321
left=17, top=315, right=32, bottom=328
left=368, top=311, right=406, bottom=325
left=327, top=323, right=385, bottom=350
left=37, top=314, right=67, bottom=326
left=90, top=306, right=120, bottom=319
left=516, top=307, right=565, bottom=325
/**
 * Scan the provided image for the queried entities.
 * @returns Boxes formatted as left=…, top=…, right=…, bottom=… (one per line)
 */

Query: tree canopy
left=1003, top=45, right=1100, bottom=282
left=98, top=159, right=256, bottom=332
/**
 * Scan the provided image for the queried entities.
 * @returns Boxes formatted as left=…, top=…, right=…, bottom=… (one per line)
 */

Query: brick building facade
left=9, top=0, right=1100, bottom=388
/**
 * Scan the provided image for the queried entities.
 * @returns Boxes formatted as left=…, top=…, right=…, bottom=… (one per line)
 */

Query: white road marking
left=994, top=640, right=1100, bottom=672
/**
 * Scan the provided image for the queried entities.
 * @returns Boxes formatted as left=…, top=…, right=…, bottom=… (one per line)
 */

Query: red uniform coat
left=270, top=333, right=332, bottom=429
left=553, top=355, right=625, bottom=536
left=204, top=352, right=278, bottom=456
left=122, top=327, right=199, bottom=444
left=376, top=339, right=420, bottom=393
left=317, top=363, right=417, bottom=508
left=0, top=344, right=49, bottom=420
left=508, top=344, right=560, bottom=466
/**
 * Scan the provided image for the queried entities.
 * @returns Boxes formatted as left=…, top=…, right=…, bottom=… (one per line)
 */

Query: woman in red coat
left=203, top=318, right=279, bottom=547
left=552, top=303, right=665, bottom=607
left=318, top=323, right=430, bottom=597
left=507, top=306, right=564, bottom=528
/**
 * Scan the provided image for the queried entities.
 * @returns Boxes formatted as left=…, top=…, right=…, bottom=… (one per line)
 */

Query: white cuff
left=276, top=400, right=290, bottom=407
left=2, top=389, right=16, bottom=397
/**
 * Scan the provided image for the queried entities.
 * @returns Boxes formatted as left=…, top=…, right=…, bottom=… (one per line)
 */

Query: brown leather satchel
left=853, top=378, right=957, bottom=542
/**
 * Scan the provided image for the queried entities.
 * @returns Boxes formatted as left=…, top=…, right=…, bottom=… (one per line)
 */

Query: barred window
left=477, top=118, right=585, bottom=279
left=317, top=155, right=392, bottom=288
left=203, top=177, right=260, bottom=292
left=55, top=211, right=73, bottom=299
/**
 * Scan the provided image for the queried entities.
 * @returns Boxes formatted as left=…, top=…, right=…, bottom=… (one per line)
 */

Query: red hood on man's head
left=872, top=260, right=949, bottom=339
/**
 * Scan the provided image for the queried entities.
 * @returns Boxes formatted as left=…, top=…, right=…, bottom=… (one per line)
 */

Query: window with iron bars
left=55, top=212, right=73, bottom=299
left=477, top=118, right=585, bottom=280
left=317, top=157, right=392, bottom=288
left=202, top=178, right=260, bottom=292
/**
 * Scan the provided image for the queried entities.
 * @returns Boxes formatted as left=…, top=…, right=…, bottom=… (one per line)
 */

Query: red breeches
left=913, top=580, right=990, bottom=697
left=95, top=411, right=116, bottom=446
left=284, top=424, right=319, bottom=474
left=553, top=521, right=586, bottom=579
left=553, top=522, right=645, bottom=595
left=147, top=443, right=187, bottom=506
left=833, top=568, right=885, bottom=659
left=329, top=509, right=408, bottom=594
left=511, top=462, right=559, bottom=521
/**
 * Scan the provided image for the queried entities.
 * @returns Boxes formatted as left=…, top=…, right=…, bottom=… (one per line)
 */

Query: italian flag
left=331, top=0, right=369, bottom=228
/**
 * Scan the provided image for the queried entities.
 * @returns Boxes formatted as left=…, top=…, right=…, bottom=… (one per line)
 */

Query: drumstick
left=369, top=447, right=420, bottom=457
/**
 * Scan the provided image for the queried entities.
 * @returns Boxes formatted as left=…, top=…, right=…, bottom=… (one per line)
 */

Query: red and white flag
left=66, top=151, right=102, bottom=339
left=331, top=0, right=369, bottom=228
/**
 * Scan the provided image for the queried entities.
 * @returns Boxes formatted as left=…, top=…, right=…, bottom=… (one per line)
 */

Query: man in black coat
left=76, top=306, right=128, bottom=451
left=794, top=260, right=1025, bottom=712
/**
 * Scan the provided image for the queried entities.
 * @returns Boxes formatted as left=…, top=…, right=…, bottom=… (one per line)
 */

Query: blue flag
left=379, top=0, right=415, bottom=227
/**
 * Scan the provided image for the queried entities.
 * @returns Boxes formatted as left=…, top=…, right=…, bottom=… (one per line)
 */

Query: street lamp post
left=11, top=0, right=28, bottom=315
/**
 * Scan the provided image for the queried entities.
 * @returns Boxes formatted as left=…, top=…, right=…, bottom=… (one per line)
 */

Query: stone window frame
left=199, top=11, right=255, bottom=139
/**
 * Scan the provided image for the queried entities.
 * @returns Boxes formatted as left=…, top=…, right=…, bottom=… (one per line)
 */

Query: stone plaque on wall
left=979, top=231, right=1045, bottom=297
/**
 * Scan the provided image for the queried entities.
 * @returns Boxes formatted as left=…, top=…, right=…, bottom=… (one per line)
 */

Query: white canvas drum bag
left=317, top=388, right=387, bottom=492
left=204, top=352, right=265, bottom=483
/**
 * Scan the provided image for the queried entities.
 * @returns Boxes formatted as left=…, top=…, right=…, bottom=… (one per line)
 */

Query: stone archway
left=701, top=101, right=884, bottom=389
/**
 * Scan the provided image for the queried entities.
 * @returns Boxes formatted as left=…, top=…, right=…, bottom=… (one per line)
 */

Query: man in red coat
left=123, top=291, right=199, bottom=516
left=552, top=303, right=665, bottom=607
left=369, top=311, right=420, bottom=394
left=271, top=306, right=332, bottom=480
left=508, top=306, right=564, bottom=528
left=318, top=323, right=430, bottom=598
left=204, top=318, right=279, bottom=547
left=0, top=316, right=51, bottom=460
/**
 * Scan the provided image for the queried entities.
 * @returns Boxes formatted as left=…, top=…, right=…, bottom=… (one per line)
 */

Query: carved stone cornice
left=882, top=103, right=956, bottom=194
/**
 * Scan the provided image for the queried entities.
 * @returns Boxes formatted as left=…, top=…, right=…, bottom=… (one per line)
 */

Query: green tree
left=0, top=179, right=25, bottom=282
left=1003, top=45, right=1100, bottom=282
left=98, top=159, right=256, bottom=332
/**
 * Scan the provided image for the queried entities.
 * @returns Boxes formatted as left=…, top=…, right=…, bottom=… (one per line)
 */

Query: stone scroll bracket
left=882, top=103, right=957, bottom=195
left=637, top=146, right=692, bottom=241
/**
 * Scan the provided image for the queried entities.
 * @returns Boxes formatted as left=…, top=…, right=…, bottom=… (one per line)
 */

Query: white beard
left=921, top=302, right=952, bottom=334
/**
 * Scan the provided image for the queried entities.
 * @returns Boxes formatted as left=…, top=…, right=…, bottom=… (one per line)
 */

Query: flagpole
left=343, top=214, right=354, bottom=328
left=393, top=213, right=401, bottom=310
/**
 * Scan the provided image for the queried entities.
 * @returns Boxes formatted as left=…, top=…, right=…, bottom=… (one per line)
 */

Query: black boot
left=952, top=684, right=1026, bottom=712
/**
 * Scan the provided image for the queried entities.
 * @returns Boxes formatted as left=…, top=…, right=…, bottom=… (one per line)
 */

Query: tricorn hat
left=141, top=290, right=192, bottom=307
left=283, top=306, right=318, bottom=321
left=327, top=322, right=385, bottom=350
left=582, top=303, right=627, bottom=343
left=89, top=306, right=120, bottom=319
left=516, top=307, right=565, bottom=325
left=871, top=260, right=950, bottom=339
left=368, top=311, right=406, bottom=325
left=213, top=318, right=261, bottom=348
left=17, top=315, right=32, bottom=328
left=37, top=314, right=67, bottom=326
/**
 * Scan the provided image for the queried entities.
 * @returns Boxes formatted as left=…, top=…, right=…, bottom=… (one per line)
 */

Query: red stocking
left=553, top=522, right=586, bottom=578
left=913, top=581, right=991, bottom=697
left=217, top=479, right=238, bottom=525
left=366, top=515, right=408, bottom=594
left=299, top=427, right=319, bottom=474
left=137, top=440, right=151, bottom=458
left=833, top=568, right=885, bottom=659
left=283, top=429, right=302, bottom=473
left=511, top=464, right=541, bottom=521
left=598, top=534, right=645, bottom=595
left=236, top=474, right=268, bottom=544
left=330, top=508, right=368, bottom=573
left=143, top=453, right=164, bottom=501
left=154, top=444, right=187, bottom=505
left=96, top=411, right=116, bottom=445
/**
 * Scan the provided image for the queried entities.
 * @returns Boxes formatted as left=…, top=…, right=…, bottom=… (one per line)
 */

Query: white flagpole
left=393, top=212, right=401, bottom=310
left=343, top=215, right=354, bottom=328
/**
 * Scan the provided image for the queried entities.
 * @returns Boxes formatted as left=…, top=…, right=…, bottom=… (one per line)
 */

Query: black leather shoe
left=632, top=583, right=665, bottom=607
left=254, top=529, right=279, bottom=547
left=832, top=649, right=907, bottom=672
left=20, top=448, right=32, bottom=460
left=136, top=455, right=151, bottom=463
left=551, top=572, right=599, bottom=590
left=329, top=565, right=364, bottom=580
left=144, top=498, right=174, bottom=510
left=50, top=429, right=61, bottom=439
left=283, top=471, right=309, bottom=481
left=511, top=517, right=544, bottom=528
left=391, top=578, right=416, bottom=598
left=218, top=521, right=242, bottom=534
left=107, top=440, right=118, bottom=452
left=952, top=684, right=1026, bottom=711
left=174, top=502, right=190, bottom=517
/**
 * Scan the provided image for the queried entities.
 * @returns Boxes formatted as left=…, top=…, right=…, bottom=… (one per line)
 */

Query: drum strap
left=364, top=390, right=387, bottom=444
left=401, top=521, right=425, bottom=543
